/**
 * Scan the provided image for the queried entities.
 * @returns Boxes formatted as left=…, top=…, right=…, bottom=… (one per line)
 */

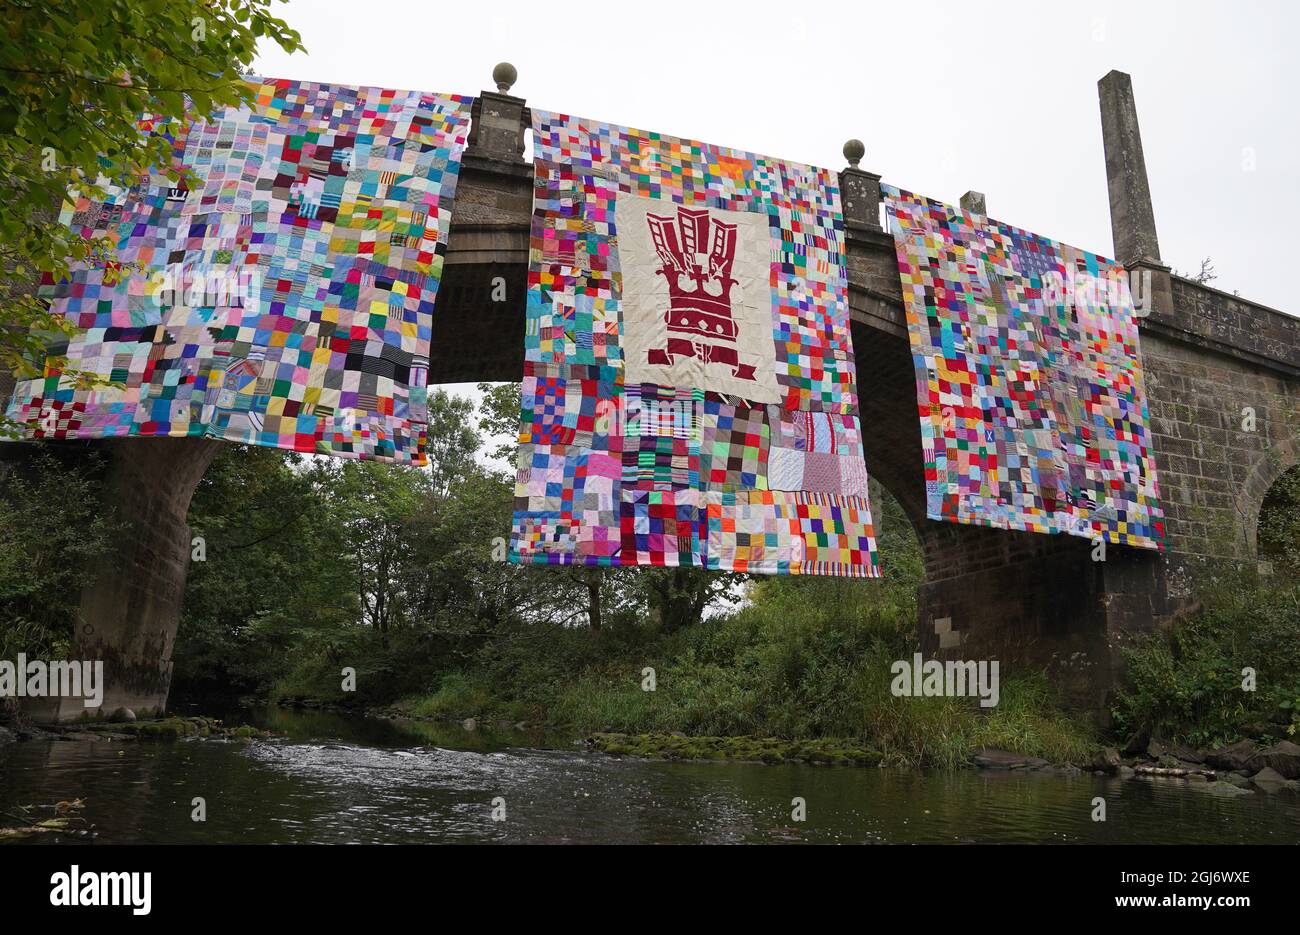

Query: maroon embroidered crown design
left=645, top=206, right=755, bottom=380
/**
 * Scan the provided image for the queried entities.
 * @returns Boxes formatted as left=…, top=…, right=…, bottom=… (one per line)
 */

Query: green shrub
left=0, top=451, right=119, bottom=660
left=1112, top=569, right=1300, bottom=747
left=403, top=671, right=500, bottom=720
left=386, top=574, right=1095, bottom=768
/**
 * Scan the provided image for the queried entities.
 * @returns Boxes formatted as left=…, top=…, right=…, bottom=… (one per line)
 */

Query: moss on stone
left=587, top=732, right=883, bottom=767
left=126, top=717, right=199, bottom=739
left=68, top=716, right=271, bottom=742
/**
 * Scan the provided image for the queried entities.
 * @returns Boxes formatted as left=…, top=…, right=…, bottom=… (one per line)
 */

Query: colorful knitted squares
left=700, top=398, right=769, bottom=491
left=510, top=110, right=879, bottom=576
left=767, top=408, right=870, bottom=497
left=6, top=78, right=472, bottom=465
left=883, top=185, right=1164, bottom=549
left=622, top=383, right=701, bottom=490
left=621, top=489, right=701, bottom=567
left=704, top=491, right=877, bottom=577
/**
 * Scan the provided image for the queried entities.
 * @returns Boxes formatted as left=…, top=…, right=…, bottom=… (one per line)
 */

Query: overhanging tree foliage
left=0, top=0, right=303, bottom=398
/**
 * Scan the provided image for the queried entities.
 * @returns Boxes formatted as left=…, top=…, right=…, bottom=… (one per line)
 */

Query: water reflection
left=2, top=708, right=1298, bottom=844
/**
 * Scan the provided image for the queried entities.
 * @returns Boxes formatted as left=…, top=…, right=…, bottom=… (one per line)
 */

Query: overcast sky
left=254, top=0, right=1296, bottom=317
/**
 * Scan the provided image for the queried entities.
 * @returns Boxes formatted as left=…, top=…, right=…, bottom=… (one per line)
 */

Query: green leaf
left=0, top=0, right=305, bottom=383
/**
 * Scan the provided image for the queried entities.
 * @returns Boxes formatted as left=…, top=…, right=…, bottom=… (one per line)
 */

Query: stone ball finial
left=843, top=139, right=865, bottom=168
left=492, top=62, right=518, bottom=94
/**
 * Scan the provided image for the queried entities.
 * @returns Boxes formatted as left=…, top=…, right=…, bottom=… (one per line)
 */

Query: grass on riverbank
left=378, top=578, right=1099, bottom=770
left=392, top=666, right=1096, bottom=770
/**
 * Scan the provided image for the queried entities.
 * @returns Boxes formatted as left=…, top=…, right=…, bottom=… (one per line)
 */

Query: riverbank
left=270, top=577, right=1106, bottom=770
left=359, top=672, right=1098, bottom=771
left=582, top=729, right=1300, bottom=794
left=0, top=715, right=272, bottom=745
left=259, top=570, right=1300, bottom=776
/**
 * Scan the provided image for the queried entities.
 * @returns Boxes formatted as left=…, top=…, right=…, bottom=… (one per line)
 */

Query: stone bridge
left=14, top=70, right=1299, bottom=720
left=429, top=69, right=1299, bottom=714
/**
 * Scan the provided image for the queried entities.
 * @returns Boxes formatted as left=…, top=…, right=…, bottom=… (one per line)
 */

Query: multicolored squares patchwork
left=5, top=78, right=472, bottom=465
left=883, top=185, right=1164, bottom=549
left=510, top=110, right=879, bottom=577
left=767, top=408, right=870, bottom=497
left=705, top=491, right=877, bottom=575
left=700, top=399, right=768, bottom=490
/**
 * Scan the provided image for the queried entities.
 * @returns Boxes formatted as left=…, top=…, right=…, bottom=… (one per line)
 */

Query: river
left=2, top=707, right=1298, bottom=844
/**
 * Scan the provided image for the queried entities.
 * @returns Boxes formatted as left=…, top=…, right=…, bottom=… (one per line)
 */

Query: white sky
left=254, top=0, right=1297, bottom=316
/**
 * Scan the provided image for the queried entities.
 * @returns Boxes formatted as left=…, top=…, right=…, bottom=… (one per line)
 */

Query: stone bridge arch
left=1238, top=428, right=1300, bottom=561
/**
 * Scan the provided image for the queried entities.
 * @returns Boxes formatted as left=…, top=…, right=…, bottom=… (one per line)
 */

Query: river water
left=2, top=707, right=1298, bottom=844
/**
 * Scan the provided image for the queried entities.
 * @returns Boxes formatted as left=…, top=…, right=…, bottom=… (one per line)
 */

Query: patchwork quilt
left=511, top=111, right=879, bottom=576
left=6, top=78, right=472, bottom=465
left=884, top=185, right=1164, bottom=549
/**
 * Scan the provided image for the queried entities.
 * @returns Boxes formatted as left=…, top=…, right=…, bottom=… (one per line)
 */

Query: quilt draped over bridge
left=884, top=186, right=1165, bottom=549
left=6, top=78, right=472, bottom=465
left=510, top=110, right=879, bottom=576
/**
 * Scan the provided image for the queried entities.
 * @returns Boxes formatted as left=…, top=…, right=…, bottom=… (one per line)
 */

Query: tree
left=0, top=1, right=303, bottom=401
left=0, top=450, right=121, bottom=660
left=1174, top=257, right=1217, bottom=286
left=549, top=565, right=632, bottom=632
left=476, top=381, right=521, bottom=465
left=1258, top=464, right=1300, bottom=574
left=334, top=389, right=483, bottom=637
left=177, top=445, right=358, bottom=695
left=639, top=566, right=745, bottom=634
left=424, top=389, right=481, bottom=505
left=335, top=459, right=426, bottom=638
left=579, top=567, right=604, bottom=632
